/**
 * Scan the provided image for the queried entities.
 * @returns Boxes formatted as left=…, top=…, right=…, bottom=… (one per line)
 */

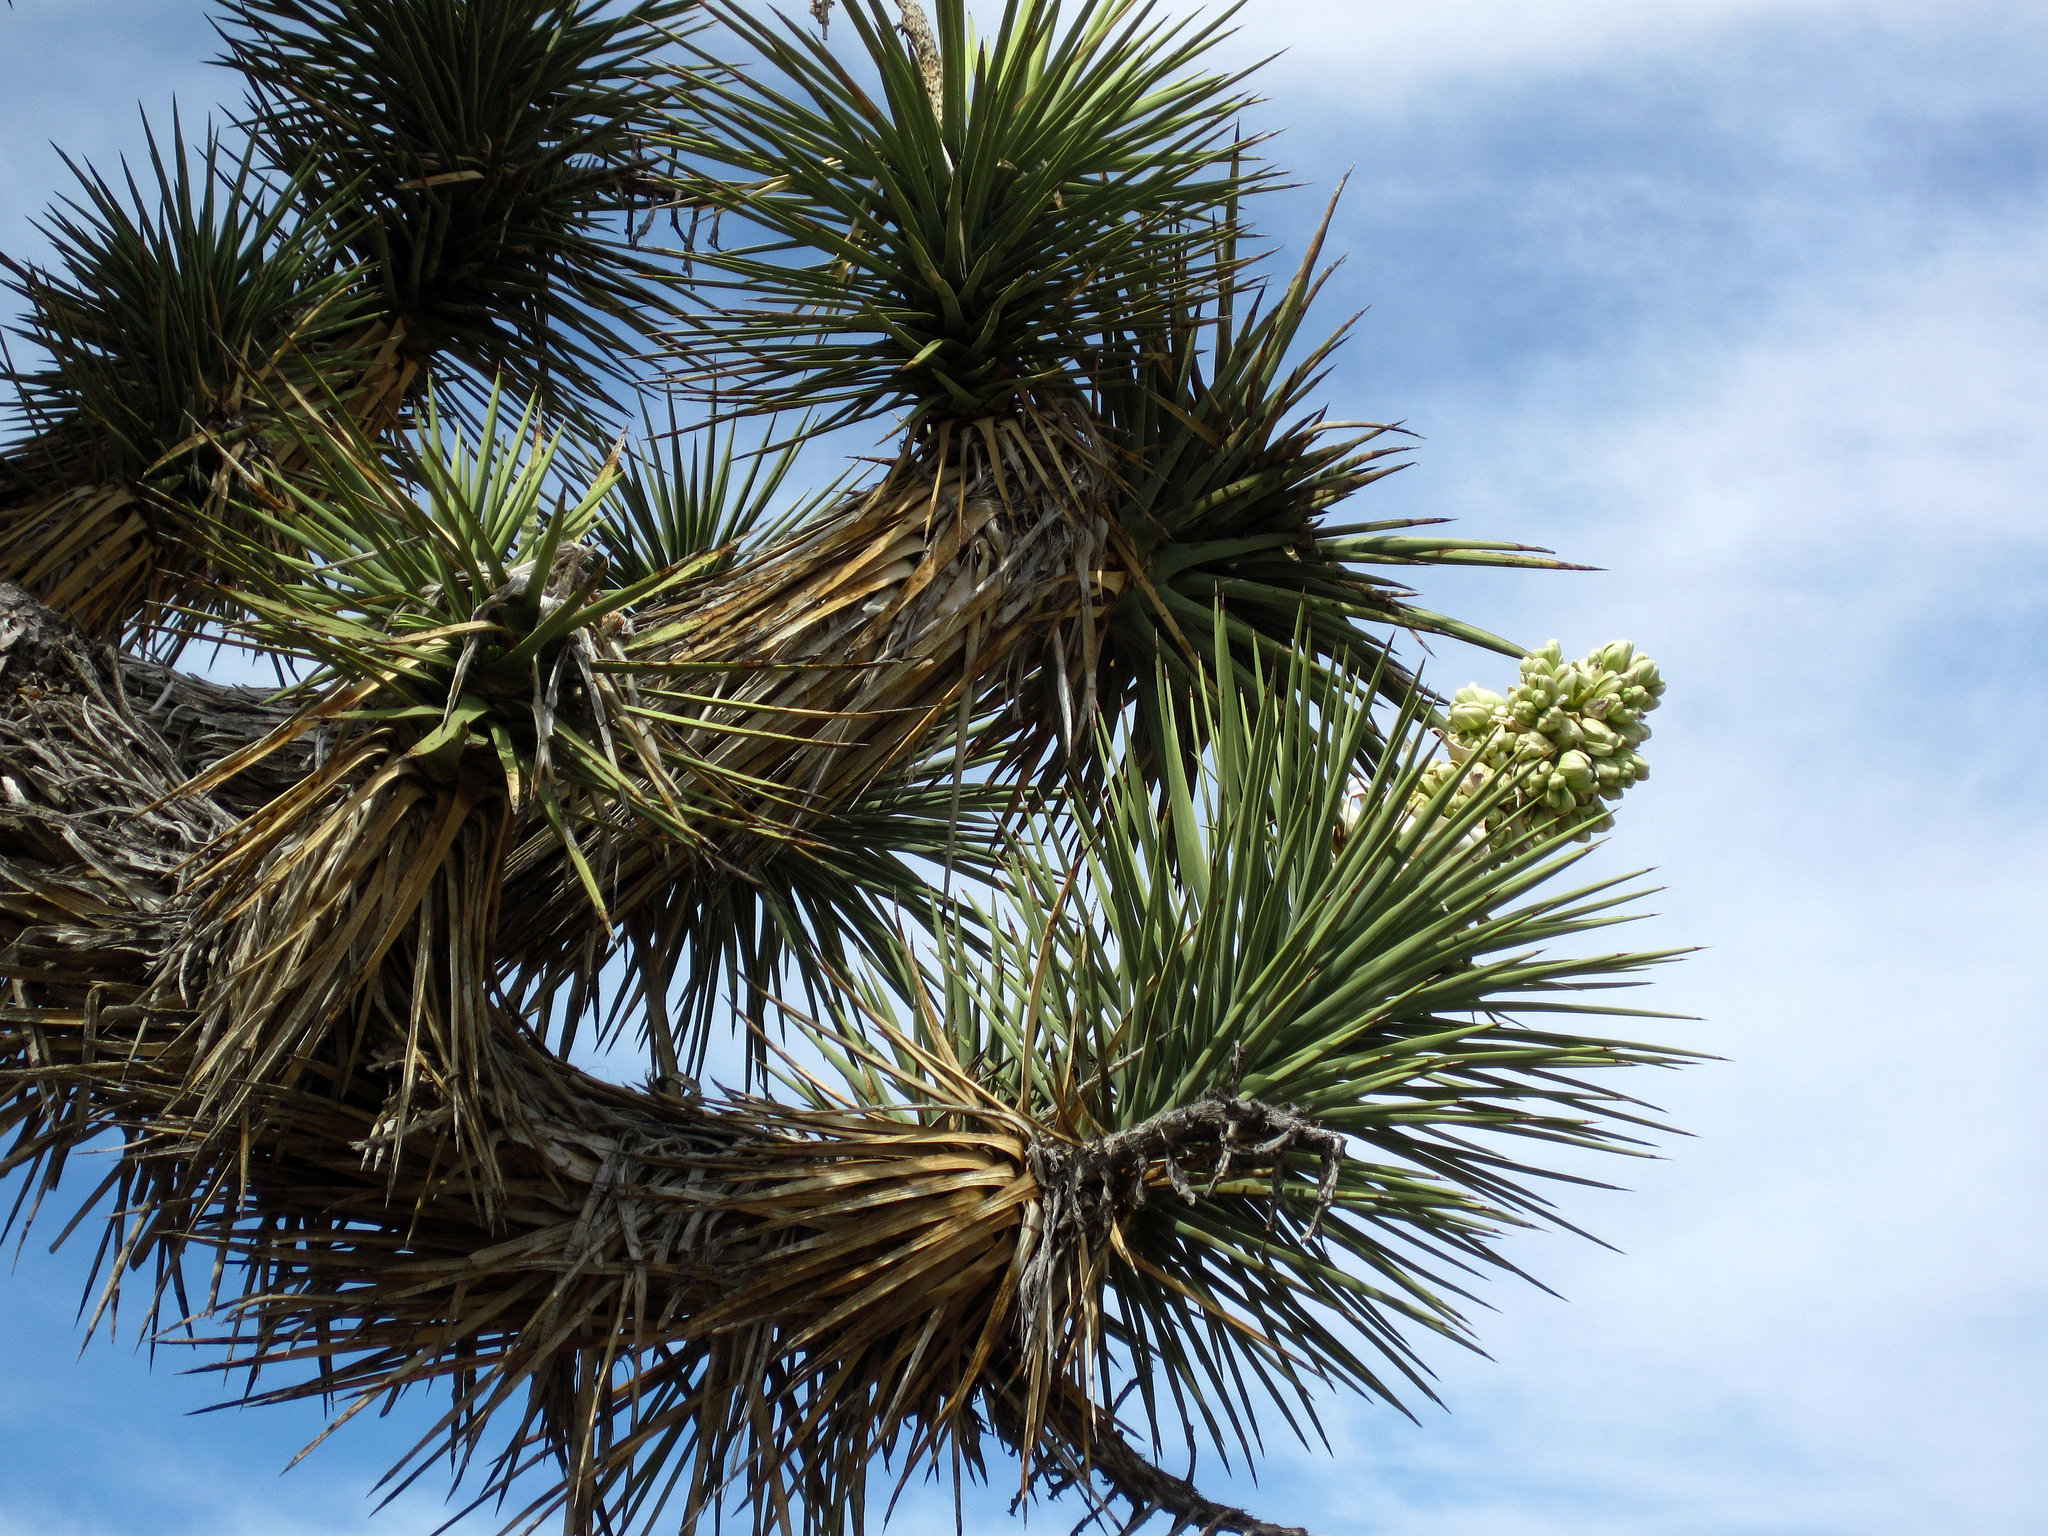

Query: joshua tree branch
left=1029, top=1092, right=1346, bottom=1246
left=1013, top=1388, right=1316, bottom=1536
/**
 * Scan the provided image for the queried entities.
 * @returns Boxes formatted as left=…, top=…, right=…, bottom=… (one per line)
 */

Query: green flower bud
left=1447, top=702, right=1495, bottom=734
left=1516, top=731, right=1556, bottom=760
left=1599, top=640, right=1635, bottom=671
left=1557, top=750, right=1595, bottom=793
left=1511, top=700, right=1540, bottom=728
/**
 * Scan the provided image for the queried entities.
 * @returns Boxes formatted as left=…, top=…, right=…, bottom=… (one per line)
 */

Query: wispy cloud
left=1217, top=0, right=2035, bottom=110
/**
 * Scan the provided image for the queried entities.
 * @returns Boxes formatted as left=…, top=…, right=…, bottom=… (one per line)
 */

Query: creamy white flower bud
left=1406, top=639, right=1666, bottom=856
left=1579, top=719, right=1619, bottom=757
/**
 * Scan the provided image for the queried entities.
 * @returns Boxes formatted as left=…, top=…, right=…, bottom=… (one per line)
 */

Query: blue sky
left=3, top=2, right=2045, bottom=1534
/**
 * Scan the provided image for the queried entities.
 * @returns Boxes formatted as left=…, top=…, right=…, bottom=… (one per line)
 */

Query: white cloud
left=1212, top=0, right=1985, bottom=107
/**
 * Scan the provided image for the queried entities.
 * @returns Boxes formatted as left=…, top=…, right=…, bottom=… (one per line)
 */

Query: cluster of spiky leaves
left=1068, top=193, right=1575, bottom=784
left=208, top=388, right=717, bottom=905
left=475, top=640, right=1680, bottom=1533
left=586, top=407, right=845, bottom=590
left=0, top=123, right=372, bottom=648
left=0, top=121, right=365, bottom=485
left=658, top=0, right=1263, bottom=430
left=220, top=0, right=694, bottom=414
left=647, top=0, right=1581, bottom=785
left=0, top=2, right=1696, bottom=1536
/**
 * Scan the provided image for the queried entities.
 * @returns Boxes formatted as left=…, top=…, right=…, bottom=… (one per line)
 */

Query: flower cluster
left=1411, top=639, right=1666, bottom=846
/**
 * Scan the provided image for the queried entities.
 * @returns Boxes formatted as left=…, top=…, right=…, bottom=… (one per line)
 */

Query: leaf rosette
left=659, top=0, right=1264, bottom=432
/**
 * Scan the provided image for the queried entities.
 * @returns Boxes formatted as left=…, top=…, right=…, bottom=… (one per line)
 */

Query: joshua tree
left=0, top=3, right=1687, bottom=1534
